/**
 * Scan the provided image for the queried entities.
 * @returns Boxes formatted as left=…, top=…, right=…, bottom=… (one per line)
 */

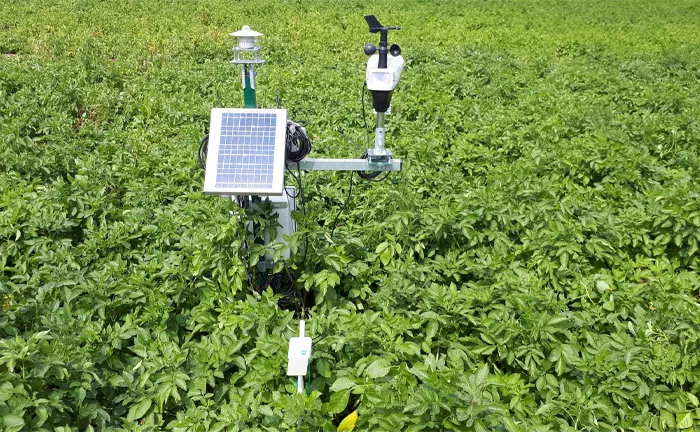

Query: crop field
left=2, top=0, right=700, bottom=430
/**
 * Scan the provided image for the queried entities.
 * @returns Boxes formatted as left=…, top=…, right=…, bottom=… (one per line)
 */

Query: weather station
left=199, top=15, right=405, bottom=404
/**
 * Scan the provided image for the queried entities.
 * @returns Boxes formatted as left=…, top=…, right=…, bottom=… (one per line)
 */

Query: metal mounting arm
left=293, top=158, right=402, bottom=172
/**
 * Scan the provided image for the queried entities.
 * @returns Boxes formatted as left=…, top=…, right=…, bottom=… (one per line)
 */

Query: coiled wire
left=285, top=121, right=312, bottom=162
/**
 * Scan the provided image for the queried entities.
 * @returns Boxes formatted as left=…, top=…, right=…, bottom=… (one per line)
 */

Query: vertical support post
left=287, top=319, right=311, bottom=430
left=297, top=320, right=305, bottom=395
left=243, top=64, right=257, bottom=108
left=295, top=319, right=306, bottom=432
left=375, top=112, right=386, bottom=152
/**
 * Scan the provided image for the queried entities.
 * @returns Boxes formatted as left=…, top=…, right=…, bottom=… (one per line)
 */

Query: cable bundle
left=198, top=133, right=209, bottom=170
left=285, top=121, right=312, bottom=163
left=269, top=271, right=298, bottom=310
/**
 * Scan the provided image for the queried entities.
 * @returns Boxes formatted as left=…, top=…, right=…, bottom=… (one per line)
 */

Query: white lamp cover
left=230, top=25, right=263, bottom=49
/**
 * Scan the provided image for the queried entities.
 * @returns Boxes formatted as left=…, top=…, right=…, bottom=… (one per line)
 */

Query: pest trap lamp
left=230, top=25, right=264, bottom=108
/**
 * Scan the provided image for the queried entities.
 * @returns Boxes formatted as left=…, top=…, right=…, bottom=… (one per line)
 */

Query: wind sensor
left=295, top=15, right=404, bottom=172
left=362, top=15, right=405, bottom=164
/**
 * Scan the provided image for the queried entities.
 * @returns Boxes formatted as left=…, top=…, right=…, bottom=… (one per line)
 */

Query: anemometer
left=200, top=15, right=405, bottom=399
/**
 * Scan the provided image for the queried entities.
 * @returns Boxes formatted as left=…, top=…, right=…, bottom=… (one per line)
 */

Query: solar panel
left=204, top=108, right=287, bottom=196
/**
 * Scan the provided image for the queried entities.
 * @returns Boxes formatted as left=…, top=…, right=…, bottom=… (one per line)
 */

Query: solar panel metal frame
left=204, top=108, right=287, bottom=196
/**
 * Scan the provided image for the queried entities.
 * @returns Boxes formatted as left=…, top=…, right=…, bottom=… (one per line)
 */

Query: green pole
left=243, top=65, right=256, bottom=108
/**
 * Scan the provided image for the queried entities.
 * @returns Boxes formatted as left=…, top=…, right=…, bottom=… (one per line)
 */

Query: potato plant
left=1, top=0, right=700, bottom=431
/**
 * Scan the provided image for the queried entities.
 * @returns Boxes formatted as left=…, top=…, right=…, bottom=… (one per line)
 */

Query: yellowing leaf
left=337, top=410, right=358, bottom=432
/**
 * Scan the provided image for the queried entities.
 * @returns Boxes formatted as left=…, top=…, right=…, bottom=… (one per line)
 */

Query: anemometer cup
left=364, top=43, right=377, bottom=56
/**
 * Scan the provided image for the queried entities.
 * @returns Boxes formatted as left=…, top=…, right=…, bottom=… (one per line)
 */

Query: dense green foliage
left=2, top=0, right=700, bottom=430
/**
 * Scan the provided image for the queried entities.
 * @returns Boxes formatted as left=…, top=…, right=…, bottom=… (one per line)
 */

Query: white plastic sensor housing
left=230, top=25, right=262, bottom=50
left=366, top=54, right=405, bottom=91
left=287, top=336, right=312, bottom=376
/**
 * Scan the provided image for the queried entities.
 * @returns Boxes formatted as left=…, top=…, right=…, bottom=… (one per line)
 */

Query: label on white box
left=287, top=336, right=312, bottom=376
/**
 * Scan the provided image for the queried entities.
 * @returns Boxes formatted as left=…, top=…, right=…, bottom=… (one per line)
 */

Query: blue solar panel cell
left=204, top=108, right=287, bottom=195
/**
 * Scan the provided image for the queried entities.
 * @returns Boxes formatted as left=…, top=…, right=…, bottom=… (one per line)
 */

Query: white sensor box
left=287, top=336, right=312, bottom=376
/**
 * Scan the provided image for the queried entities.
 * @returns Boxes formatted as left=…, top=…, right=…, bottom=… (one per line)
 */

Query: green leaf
left=330, top=377, right=356, bottom=392
left=535, top=403, right=555, bottom=416
left=375, top=241, right=389, bottom=255
left=379, top=246, right=394, bottom=265
left=426, top=321, right=439, bottom=340
left=503, top=417, right=525, bottom=432
left=365, top=359, right=391, bottom=378
left=0, top=383, right=12, bottom=402
left=674, top=233, right=683, bottom=247
left=327, top=389, right=350, bottom=414
left=317, top=359, right=331, bottom=378
left=127, top=399, right=152, bottom=421
left=555, top=357, right=566, bottom=376
left=3, top=415, right=25, bottom=428
left=546, top=316, right=568, bottom=327
left=661, top=410, right=675, bottom=427
left=35, top=406, right=48, bottom=427
left=211, top=422, right=228, bottom=432
left=475, top=364, right=489, bottom=385
left=602, top=297, right=615, bottom=311
left=76, top=387, right=86, bottom=404
left=474, top=420, right=488, bottom=432
left=676, top=411, right=694, bottom=429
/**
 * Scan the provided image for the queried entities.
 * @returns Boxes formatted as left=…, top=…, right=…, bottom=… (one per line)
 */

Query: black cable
left=362, top=82, right=370, bottom=148
left=240, top=241, right=255, bottom=291
left=270, top=272, right=297, bottom=309
left=358, top=152, right=386, bottom=180
left=283, top=163, right=309, bottom=267
left=330, top=172, right=354, bottom=238
left=286, top=267, right=304, bottom=316
left=296, top=162, right=309, bottom=267
left=198, top=133, right=209, bottom=170
left=362, top=171, right=391, bottom=182
left=284, top=167, right=302, bottom=199
left=285, top=121, right=312, bottom=163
